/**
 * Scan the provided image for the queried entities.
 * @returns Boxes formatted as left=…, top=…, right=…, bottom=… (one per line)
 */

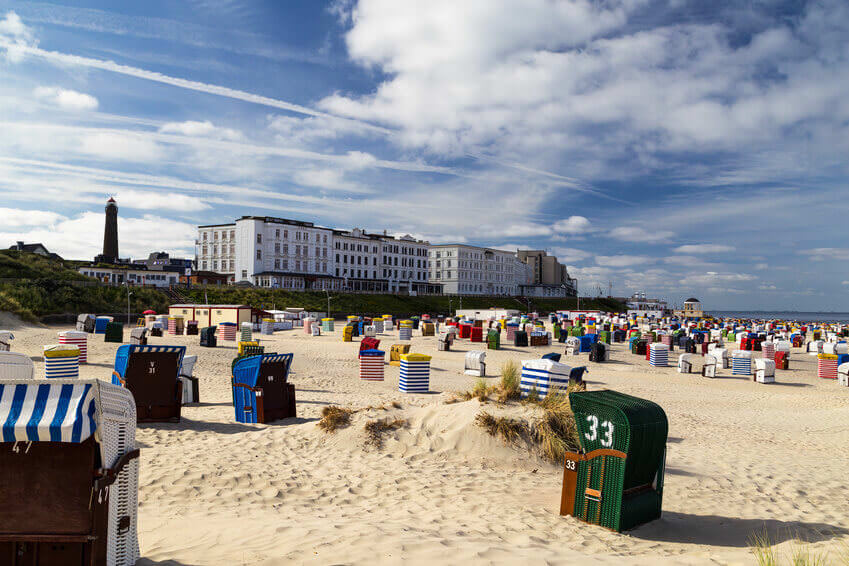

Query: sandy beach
left=6, top=317, right=849, bottom=565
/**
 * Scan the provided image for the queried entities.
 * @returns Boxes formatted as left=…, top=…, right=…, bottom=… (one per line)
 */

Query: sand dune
left=5, top=321, right=849, bottom=565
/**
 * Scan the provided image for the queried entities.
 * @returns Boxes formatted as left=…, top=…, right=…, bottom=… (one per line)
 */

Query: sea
left=709, top=311, right=849, bottom=323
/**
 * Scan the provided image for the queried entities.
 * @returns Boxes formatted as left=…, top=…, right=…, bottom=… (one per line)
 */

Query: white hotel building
left=196, top=217, right=438, bottom=294
left=428, top=244, right=534, bottom=296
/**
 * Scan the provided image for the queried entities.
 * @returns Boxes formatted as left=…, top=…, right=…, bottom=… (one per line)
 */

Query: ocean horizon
left=708, top=310, right=849, bottom=323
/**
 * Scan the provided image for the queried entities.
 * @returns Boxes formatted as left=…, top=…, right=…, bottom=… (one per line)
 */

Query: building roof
left=170, top=304, right=250, bottom=308
left=684, top=297, right=701, bottom=303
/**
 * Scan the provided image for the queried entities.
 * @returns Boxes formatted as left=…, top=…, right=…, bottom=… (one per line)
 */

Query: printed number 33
left=584, top=415, right=614, bottom=447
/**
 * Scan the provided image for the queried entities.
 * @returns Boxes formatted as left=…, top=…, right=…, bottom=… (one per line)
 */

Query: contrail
left=0, top=38, right=610, bottom=197
left=0, top=41, right=391, bottom=135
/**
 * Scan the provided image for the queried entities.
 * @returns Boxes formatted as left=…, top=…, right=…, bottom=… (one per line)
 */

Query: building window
left=241, top=270, right=247, bottom=279
left=275, top=229, right=280, bottom=238
left=256, top=250, right=261, bottom=260
left=256, top=234, right=262, bottom=244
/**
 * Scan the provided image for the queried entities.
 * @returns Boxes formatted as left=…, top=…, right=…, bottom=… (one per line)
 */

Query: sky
left=0, top=0, right=847, bottom=310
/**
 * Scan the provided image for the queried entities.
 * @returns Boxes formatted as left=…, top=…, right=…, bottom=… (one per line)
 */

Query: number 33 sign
left=584, top=415, right=614, bottom=447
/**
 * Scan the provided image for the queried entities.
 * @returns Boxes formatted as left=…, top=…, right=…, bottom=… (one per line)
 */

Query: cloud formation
left=33, top=86, right=99, bottom=111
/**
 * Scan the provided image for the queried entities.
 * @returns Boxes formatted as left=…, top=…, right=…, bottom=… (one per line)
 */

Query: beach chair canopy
left=0, top=380, right=99, bottom=445
left=0, top=351, right=35, bottom=380
left=113, top=344, right=185, bottom=379
left=233, top=353, right=293, bottom=389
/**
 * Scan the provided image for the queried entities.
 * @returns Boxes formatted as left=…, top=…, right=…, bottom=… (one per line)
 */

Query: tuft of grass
left=472, top=378, right=490, bottom=402
left=364, top=418, right=407, bottom=448
left=747, top=530, right=838, bottom=566
left=749, top=529, right=778, bottom=566
left=532, top=388, right=581, bottom=462
left=789, top=539, right=828, bottom=566
left=317, top=406, right=354, bottom=433
left=475, top=411, right=528, bottom=444
left=495, top=360, right=521, bottom=402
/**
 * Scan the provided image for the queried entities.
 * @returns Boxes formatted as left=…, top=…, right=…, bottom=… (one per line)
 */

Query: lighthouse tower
left=98, top=197, right=119, bottom=263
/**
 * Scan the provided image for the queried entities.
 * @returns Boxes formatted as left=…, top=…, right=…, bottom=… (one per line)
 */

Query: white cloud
left=754, top=263, right=769, bottom=270
left=80, top=132, right=164, bottom=162
left=680, top=271, right=757, bottom=287
left=0, top=207, right=63, bottom=227
left=800, top=248, right=849, bottom=261
left=159, top=120, right=242, bottom=141
left=112, top=189, right=210, bottom=212
left=291, top=168, right=372, bottom=194
left=551, top=247, right=591, bottom=263
left=595, top=254, right=653, bottom=268
left=664, top=255, right=717, bottom=267
left=609, top=226, right=675, bottom=244
left=0, top=210, right=196, bottom=259
left=33, top=86, right=98, bottom=111
left=0, top=11, right=36, bottom=62
left=673, top=244, right=735, bottom=254
left=552, top=215, right=591, bottom=234
left=842, top=281, right=849, bottom=285
left=758, top=284, right=778, bottom=290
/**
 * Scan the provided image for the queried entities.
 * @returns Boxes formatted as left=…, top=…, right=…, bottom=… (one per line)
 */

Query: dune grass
left=474, top=381, right=583, bottom=463
left=451, top=360, right=523, bottom=404
left=748, top=530, right=841, bottom=566
left=475, top=411, right=527, bottom=444
left=364, top=418, right=408, bottom=448
left=495, top=360, right=521, bottom=402
left=317, top=406, right=355, bottom=433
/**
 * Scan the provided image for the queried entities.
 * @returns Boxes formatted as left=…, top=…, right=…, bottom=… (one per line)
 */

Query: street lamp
left=324, top=289, right=333, bottom=319
left=126, top=285, right=134, bottom=325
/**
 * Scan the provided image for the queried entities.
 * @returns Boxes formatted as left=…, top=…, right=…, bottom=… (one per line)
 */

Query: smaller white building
left=429, top=244, right=529, bottom=295
left=626, top=292, right=668, bottom=319
left=456, top=308, right=519, bottom=320
left=79, top=266, right=180, bottom=288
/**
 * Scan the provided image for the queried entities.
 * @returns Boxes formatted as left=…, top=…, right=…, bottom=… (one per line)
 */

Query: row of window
left=202, top=230, right=236, bottom=242
left=335, top=241, right=379, bottom=253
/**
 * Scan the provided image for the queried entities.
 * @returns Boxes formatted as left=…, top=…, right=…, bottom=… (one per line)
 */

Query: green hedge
left=0, top=281, right=170, bottom=320
left=0, top=250, right=89, bottom=281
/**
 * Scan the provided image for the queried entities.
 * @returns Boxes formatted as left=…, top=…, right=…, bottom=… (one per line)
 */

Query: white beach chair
left=702, top=354, right=717, bottom=377
left=754, top=359, right=775, bottom=384
left=464, top=351, right=486, bottom=377
left=677, top=353, right=695, bottom=374
left=0, top=330, right=13, bottom=352
left=838, top=363, right=849, bottom=387
left=179, top=354, right=199, bottom=404
left=711, top=348, right=729, bottom=369
left=0, top=351, right=35, bottom=379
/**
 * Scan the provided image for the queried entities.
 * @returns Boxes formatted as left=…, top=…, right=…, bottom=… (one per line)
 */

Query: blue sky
left=0, top=0, right=847, bottom=310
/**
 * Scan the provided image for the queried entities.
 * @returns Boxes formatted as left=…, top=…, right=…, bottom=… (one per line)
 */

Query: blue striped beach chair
left=112, top=344, right=186, bottom=423
left=0, top=379, right=140, bottom=565
left=520, top=359, right=573, bottom=399
left=232, top=353, right=295, bottom=424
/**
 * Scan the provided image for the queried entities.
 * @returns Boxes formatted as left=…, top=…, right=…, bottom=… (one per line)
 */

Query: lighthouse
left=98, top=197, right=119, bottom=263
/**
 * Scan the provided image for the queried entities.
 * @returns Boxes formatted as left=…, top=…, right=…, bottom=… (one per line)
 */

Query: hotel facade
left=196, top=216, right=578, bottom=297
left=196, top=216, right=438, bottom=294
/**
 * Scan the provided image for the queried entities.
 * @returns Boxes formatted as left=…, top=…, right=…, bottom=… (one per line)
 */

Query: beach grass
left=317, top=406, right=355, bottom=433
left=364, top=418, right=408, bottom=448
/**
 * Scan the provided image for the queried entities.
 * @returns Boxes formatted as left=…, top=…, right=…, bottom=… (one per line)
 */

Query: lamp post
left=126, top=286, right=133, bottom=325
left=324, top=289, right=333, bottom=319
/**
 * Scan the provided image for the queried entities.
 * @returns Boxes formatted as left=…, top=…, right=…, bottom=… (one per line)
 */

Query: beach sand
left=7, top=320, right=849, bottom=565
